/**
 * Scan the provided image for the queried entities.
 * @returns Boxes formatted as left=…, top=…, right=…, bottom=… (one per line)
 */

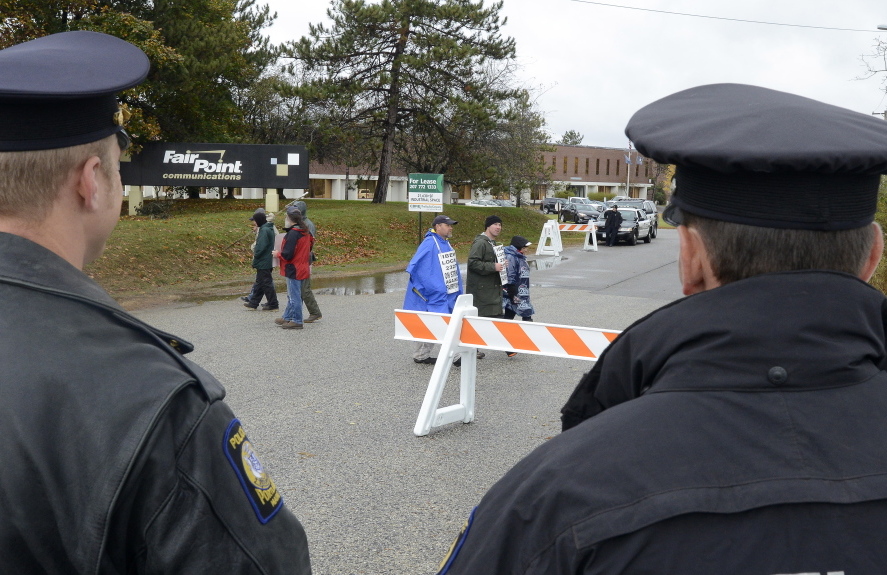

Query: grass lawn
left=84, top=199, right=579, bottom=300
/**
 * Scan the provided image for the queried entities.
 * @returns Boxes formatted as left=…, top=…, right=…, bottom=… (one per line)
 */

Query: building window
left=574, top=157, right=579, bottom=174
left=596, top=158, right=600, bottom=175
left=635, top=164, right=640, bottom=177
left=606, top=159, right=610, bottom=176
left=585, top=158, right=589, bottom=174
left=616, top=160, right=620, bottom=176
left=563, top=157, right=568, bottom=173
left=552, top=156, right=556, bottom=169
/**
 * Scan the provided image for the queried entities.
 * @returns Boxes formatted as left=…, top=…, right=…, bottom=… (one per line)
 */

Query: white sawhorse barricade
left=394, top=294, right=621, bottom=436
left=536, top=220, right=598, bottom=256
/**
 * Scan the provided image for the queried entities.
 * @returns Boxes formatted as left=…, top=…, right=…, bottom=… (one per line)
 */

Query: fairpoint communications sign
left=121, top=143, right=309, bottom=189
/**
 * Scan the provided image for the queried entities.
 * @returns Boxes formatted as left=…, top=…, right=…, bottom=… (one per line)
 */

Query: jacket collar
left=0, top=232, right=194, bottom=353
left=588, top=271, right=887, bottom=406
left=0, top=231, right=121, bottom=308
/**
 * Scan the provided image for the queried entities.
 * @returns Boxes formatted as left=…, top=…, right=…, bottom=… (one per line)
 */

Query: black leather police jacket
left=0, top=232, right=311, bottom=573
left=442, top=271, right=887, bottom=574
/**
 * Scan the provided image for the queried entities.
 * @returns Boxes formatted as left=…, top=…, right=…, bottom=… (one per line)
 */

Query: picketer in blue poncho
left=404, top=215, right=463, bottom=363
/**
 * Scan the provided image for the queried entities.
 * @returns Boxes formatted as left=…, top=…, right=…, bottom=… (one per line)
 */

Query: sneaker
left=304, top=314, right=323, bottom=323
left=274, top=318, right=286, bottom=325
left=506, top=352, right=517, bottom=358
left=476, top=351, right=485, bottom=359
left=452, top=358, right=461, bottom=367
left=244, top=302, right=258, bottom=310
left=261, top=304, right=279, bottom=311
left=240, top=296, right=250, bottom=303
left=413, top=357, right=436, bottom=364
left=280, top=321, right=303, bottom=329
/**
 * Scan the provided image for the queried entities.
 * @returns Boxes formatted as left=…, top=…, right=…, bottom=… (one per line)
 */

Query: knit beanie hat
left=484, top=215, right=502, bottom=229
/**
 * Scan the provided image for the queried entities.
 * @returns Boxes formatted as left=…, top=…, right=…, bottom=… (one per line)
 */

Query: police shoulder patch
left=437, top=507, right=477, bottom=574
left=224, top=418, right=284, bottom=524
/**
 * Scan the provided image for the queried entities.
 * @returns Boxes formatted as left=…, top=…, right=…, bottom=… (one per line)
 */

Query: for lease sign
left=408, top=173, right=443, bottom=212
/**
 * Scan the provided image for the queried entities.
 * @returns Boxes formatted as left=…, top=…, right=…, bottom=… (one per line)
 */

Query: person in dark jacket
left=466, top=214, right=506, bottom=316
left=437, top=84, right=887, bottom=575
left=502, top=235, right=534, bottom=358
left=0, top=32, right=311, bottom=573
left=273, top=206, right=314, bottom=330
left=244, top=207, right=279, bottom=311
left=502, top=235, right=534, bottom=323
left=602, top=204, right=623, bottom=246
left=465, top=214, right=507, bottom=361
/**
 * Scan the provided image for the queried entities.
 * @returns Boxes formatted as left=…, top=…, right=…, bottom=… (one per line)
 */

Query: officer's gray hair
left=684, top=212, right=876, bottom=284
left=0, top=135, right=115, bottom=220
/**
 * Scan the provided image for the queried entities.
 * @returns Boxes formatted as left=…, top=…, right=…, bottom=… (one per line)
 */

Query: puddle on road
left=311, top=256, right=565, bottom=295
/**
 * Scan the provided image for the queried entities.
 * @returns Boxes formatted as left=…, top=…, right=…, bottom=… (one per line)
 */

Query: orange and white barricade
left=394, top=294, right=621, bottom=436
left=536, top=220, right=598, bottom=256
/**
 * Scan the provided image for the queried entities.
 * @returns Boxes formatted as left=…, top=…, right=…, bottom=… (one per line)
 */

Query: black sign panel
left=120, top=143, right=309, bottom=189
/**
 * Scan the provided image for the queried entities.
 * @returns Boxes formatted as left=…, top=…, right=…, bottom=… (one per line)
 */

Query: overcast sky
left=262, top=0, right=887, bottom=149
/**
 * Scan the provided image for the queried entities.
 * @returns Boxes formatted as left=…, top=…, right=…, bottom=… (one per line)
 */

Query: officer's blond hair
left=684, top=212, right=875, bottom=284
left=0, top=136, right=116, bottom=220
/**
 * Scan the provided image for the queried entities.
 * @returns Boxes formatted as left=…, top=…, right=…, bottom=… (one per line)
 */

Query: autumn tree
left=292, top=0, right=517, bottom=203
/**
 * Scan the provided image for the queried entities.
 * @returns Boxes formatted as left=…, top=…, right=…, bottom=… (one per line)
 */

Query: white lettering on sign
left=439, top=251, right=459, bottom=294
left=162, top=149, right=243, bottom=175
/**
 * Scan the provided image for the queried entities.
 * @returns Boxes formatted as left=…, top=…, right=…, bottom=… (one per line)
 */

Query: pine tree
left=292, top=0, right=517, bottom=203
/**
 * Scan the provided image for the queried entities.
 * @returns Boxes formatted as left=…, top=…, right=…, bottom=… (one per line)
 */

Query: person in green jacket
left=466, top=214, right=507, bottom=361
left=244, top=208, right=279, bottom=311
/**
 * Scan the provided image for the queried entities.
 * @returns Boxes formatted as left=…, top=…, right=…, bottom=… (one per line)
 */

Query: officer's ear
left=75, top=155, right=104, bottom=212
left=858, top=222, right=884, bottom=282
left=677, top=224, right=720, bottom=296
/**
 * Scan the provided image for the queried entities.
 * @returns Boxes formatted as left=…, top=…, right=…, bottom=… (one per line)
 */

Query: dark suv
left=614, top=199, right=658, bottom=238
left=540, top=197, right=566, bottom=214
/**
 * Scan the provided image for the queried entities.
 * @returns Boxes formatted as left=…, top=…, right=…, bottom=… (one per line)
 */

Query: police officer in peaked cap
left=437, top=84, right=887, bottom=574
left=0, top=32, right=311, bottom=572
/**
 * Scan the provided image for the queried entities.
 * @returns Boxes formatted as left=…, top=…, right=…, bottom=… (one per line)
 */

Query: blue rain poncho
left=403, top=230, right=464, bottom=313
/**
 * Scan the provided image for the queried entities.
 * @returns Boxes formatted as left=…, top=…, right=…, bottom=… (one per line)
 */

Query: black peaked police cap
left=0, top=31, right=150, bottom=151
left=625, top=83, right=887, bottom=231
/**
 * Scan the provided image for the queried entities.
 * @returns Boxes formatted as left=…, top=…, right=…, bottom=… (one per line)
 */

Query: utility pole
left=626, top=141, right=632, bottom=198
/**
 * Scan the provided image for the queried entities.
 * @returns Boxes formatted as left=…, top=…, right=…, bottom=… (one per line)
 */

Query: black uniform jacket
left=440, top=271, right=887, bottom=574
left=0, top=233, right=311, bottom=574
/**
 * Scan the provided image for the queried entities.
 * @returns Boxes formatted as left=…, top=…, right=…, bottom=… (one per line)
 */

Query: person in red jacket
left=273, top=206, right=314, bottom=329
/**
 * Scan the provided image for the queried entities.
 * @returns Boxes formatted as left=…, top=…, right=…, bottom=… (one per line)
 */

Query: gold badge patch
left=224, top=419, right=284, bottom=524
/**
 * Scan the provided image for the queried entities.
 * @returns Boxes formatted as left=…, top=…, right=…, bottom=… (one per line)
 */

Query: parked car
left=540, top=197, right=566, bottom=214
left=562, top=202, right=603, bottom=224
left=490, top=199, right=515, bottom=207
left=597, top=207, right=653, bottom=245
left=614, top=199, right=658, bottom=238
left=465, top=199, right=498, bottom=207
left=559, top=197, right=602, bottom=223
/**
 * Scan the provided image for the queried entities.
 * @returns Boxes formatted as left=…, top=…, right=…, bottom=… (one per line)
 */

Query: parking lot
left=133, top=235, right=683, bottom=574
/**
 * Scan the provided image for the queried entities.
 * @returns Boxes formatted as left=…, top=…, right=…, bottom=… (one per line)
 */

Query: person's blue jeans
left=283, top=277, right=303, bottom=324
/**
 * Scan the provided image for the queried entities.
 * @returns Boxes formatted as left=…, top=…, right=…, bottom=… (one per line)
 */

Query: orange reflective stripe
left=395, top=311, right=437, bottom=340
left=459, top=319, right=486, bottom=346
left=546, top=326, right=596, bottom=358
left=494, top=321, right=540, bottom=352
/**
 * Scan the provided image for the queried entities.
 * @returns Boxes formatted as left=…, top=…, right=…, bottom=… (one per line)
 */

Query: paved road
left=132, top=233, right=685, bottom=575
left=532, top=227, right=683, bottom=302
